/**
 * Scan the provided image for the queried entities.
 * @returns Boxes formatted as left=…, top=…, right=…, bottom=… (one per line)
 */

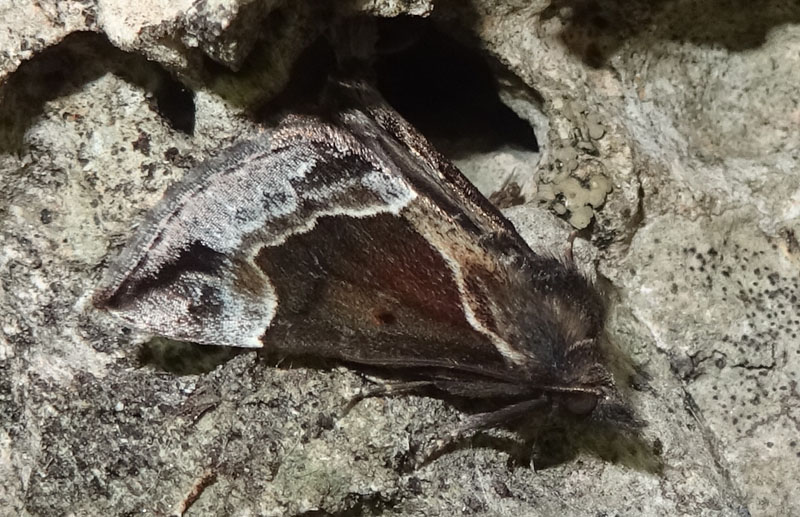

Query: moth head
left=551, top=339, right=642, bottom=431
left=554, top=384, right=639, bottom=427
left=548, top=315, right=641, bottom=428
left=512, top=271, right=643, bottom=427
left=559, top=390, right=599, bottom=416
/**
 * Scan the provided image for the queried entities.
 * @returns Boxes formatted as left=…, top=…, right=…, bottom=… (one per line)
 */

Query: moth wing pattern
left=94, top=117, right=417, bottom=348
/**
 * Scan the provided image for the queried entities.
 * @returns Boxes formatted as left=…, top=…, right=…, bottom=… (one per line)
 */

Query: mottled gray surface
left=1, top=1, right=798, bottom=516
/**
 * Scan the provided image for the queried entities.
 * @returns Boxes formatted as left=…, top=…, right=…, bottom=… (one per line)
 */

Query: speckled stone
left=2, top=1, right=799, bottom=515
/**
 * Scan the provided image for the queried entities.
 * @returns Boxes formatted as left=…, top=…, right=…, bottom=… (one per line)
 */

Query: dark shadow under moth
left=94, top=79, right=637, bottom=431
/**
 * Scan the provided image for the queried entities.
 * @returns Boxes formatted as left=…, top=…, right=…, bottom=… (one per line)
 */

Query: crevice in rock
left=0, top=32, right=196, bottom=153
left=254, top=35, right=337, bottom=119
left=373, top=16, right=543, bottom=204
left=150, top=75, right=195, bottom=135
left=374, top=16, right=538, bottom=159
left=252, top=15, right=543, bottom=204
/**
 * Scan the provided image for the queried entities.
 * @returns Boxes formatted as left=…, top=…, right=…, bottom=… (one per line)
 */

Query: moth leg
left=565, top=230, right=578, bottom=264
left=418, top=398, right=549, bottom=467
left=342, top=380, right=435, bottom=416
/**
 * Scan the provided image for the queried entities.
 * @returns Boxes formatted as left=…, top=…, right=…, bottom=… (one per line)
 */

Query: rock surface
left=1, top=1, right=798, bottom=515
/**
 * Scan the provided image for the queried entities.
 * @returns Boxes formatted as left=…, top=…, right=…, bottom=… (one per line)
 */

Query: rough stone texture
left=610, top=210, right=800, bottom=516
left=1, top=1, right=798, bottom=516
left=0, top=1, right=95, bottom=79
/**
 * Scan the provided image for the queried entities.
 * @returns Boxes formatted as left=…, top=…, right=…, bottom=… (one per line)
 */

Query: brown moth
left=93, top=78, right=636, bottom=430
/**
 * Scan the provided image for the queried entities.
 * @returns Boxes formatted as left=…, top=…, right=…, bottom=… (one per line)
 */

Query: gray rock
left=2, top=1, right=798, bottom=515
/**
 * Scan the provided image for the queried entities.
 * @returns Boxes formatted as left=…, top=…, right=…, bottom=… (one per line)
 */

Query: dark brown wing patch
left=256, top=212, right=509, bottom=371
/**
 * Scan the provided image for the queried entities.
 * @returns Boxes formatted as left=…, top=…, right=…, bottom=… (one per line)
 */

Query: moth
left=94, top=78, right=636, bottom=431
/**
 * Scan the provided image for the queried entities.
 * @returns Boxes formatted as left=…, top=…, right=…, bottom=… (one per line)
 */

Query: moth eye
left=373, top=310, right=397, bottom=326
left=563, top=392, right=598, bottom=415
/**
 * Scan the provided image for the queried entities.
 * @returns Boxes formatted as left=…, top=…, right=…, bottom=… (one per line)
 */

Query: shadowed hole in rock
left=374, top=17, right=541, bottom=207
left=374, top=16, right=538, bottom=158
left=151, top=75, right=195, bottom=135
left=256, top=16, right=542, bottom=207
